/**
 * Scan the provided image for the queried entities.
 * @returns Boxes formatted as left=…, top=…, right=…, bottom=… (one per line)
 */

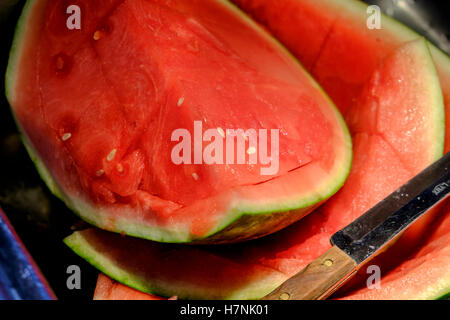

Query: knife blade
left=263, top=151, right=450, bottom=300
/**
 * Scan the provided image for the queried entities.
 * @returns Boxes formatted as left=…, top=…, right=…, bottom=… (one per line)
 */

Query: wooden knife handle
left=262, top=246, right=358, bottom=300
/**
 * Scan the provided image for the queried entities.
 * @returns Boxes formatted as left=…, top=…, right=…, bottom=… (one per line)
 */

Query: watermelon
left=232, top=0, right=450, bottom=151
left=6, top=0, right=352, bottom=243
left=65, top=37, right=446, bottom=299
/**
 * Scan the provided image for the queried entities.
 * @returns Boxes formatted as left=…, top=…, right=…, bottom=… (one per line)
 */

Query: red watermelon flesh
left=66, top=38, right=446, bottom=299
left=232, top=0, right=450, bottom=149
left=6, top=0, right=352, bottom=243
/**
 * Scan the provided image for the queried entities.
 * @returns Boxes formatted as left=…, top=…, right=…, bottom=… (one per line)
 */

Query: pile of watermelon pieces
left=6, top=0, right=450, bottom=300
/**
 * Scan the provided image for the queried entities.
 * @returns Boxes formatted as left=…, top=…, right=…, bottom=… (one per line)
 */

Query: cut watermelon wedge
left=232, top=0, right=450, bottom=131
left=6, top=0, right=352, bottom=243
left=65, top=38, right=446, bottom=299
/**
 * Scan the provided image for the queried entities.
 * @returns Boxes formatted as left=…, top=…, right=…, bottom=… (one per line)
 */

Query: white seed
left=107, top=149, right=117, bottom=162
left=247, top=146, right=256, bottom=155
left=116, top=163, right=124, bottom=173
left=177, top=97, right=185, bottom=107
left=192, top=172, right=199, bottom=181
left=217, top=127, right=225, bottom=138
left=96, top=169, right=104, bottom=176
left=61, top=133, right=71, bottom=141
left=93, top=31, right=102, bottom=40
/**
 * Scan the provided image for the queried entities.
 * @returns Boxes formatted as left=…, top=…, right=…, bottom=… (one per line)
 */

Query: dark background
left=0, top=0, right=449, bottom=300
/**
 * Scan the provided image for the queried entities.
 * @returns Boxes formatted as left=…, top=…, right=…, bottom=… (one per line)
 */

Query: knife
left=263, top=151, right=450, bottom=300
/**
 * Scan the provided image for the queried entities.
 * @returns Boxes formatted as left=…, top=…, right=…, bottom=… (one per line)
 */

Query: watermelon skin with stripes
left=5, top=0, right=352, bottom=244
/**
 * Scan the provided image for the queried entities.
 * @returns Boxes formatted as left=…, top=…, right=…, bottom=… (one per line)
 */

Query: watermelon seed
left=93, top=30, right=102, bottom=40
left=116, top=163, right=124, bottom=173
left=279, top=292, right=290, bottom=300
left=107, top=149, right=117, bottom=162
left=96, top=169, right=104, bottom=177
left=177, top=97, right=185, bottom=107
left=61, top=133, right=71, bottom=141
left=192, top=172, right=199, bottom=181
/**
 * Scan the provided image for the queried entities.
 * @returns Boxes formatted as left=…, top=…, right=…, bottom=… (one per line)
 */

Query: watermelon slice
left=65, top=38, right=446, bottom=299
left=6, top=0, right=352, bottom=243
left=232, top=0, right=450, bottom=126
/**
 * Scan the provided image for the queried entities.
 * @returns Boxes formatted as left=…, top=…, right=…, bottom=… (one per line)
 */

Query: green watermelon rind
left=63, top=230, right=288, bottom=300
left=6, top=0, right=353, bottom=243
left=418, top=39, right=446, bottom=159
left=64, top=232, right=182, bottom=299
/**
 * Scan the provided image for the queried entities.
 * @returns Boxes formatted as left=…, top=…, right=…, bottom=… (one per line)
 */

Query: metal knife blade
left=331, top=151, right=450, bottom=264
left=263, top=152, right=450, bottom=300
